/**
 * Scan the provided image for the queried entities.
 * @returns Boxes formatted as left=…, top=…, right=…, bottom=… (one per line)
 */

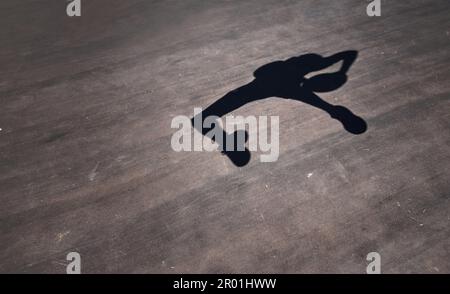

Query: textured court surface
left=1, top=0, right=449, bottom=273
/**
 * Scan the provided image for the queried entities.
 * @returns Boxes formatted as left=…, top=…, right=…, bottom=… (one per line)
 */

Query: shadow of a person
left=192, top=50, right=367, bottom=166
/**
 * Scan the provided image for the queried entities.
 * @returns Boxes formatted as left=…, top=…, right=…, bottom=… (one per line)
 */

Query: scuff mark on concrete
left=88, top=162, right=100, bottom=181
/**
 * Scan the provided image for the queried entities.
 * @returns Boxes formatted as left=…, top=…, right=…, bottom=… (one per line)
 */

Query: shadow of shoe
left=331, top=105, right=367, bottom=135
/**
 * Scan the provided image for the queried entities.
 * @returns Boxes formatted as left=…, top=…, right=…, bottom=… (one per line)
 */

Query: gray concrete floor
left=0, top=0, right=449, bottom=273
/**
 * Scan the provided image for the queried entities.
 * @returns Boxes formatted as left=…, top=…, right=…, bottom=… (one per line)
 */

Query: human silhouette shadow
left=192, top=50, right=367, bottom=166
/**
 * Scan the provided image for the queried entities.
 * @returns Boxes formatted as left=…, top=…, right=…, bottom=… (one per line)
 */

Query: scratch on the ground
left=407, top=210, right=423, bottom=226
left=88, top=162, right=99, bottom=181
left=221, top=153, right=231, bottom=173
left=52, top=260, right=67, bottom=267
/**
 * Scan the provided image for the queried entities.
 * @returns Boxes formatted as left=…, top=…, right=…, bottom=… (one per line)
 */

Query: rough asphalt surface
left=0, top=0, right=449, bottom=273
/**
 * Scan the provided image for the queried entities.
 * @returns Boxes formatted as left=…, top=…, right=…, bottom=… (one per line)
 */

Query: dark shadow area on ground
left=192, top=50, right=367, bottom=166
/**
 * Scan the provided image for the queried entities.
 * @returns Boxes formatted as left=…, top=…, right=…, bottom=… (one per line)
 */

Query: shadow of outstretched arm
left=191, top=82, right=266, bottom=136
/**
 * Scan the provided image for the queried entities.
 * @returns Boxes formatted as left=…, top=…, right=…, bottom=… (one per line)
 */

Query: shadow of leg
left=329, top=105, right=367, bottom=134
left=294, top=91, right=367, bottom=135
